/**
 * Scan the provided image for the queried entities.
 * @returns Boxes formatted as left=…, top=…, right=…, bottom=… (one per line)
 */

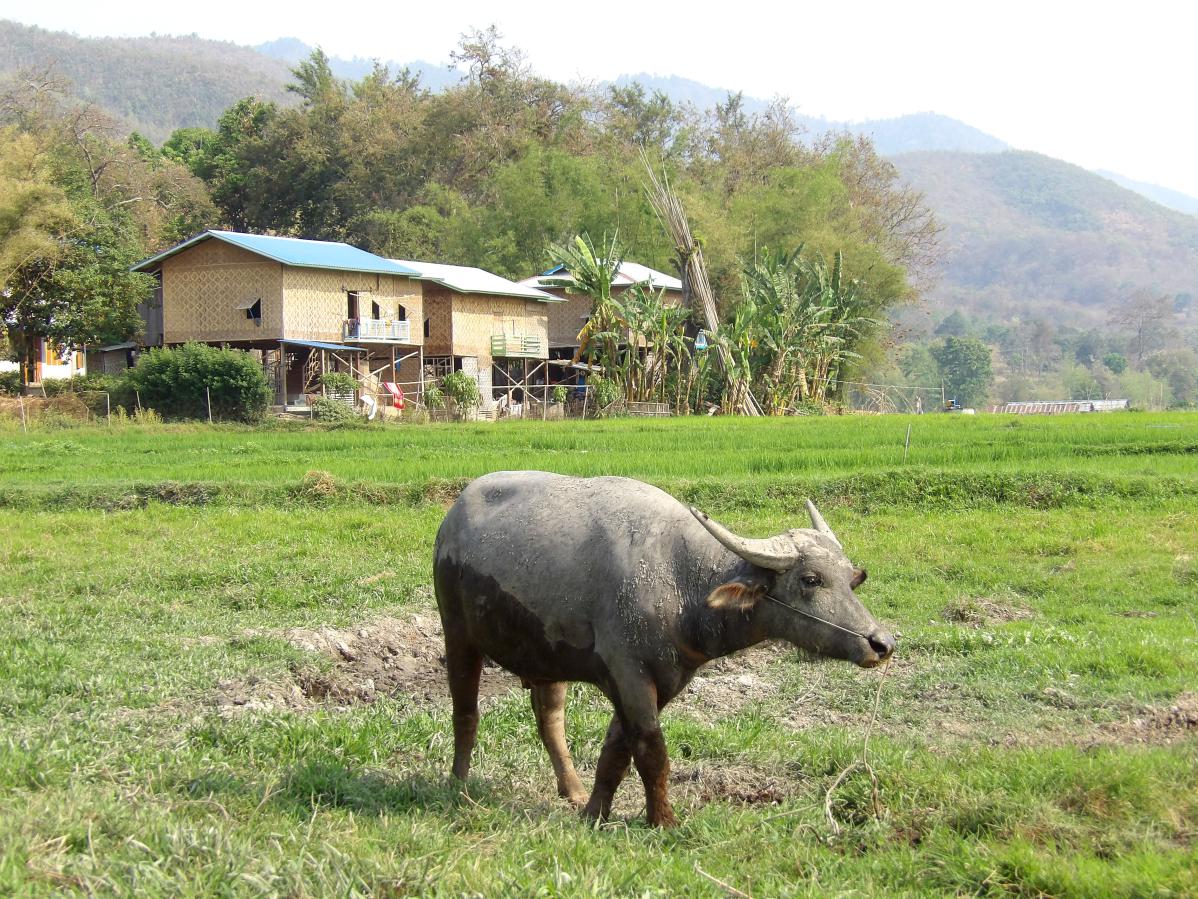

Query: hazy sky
left=4, top=0, right=1196, bottom=196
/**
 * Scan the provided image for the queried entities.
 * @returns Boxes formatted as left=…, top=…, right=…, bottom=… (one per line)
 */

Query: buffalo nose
left=867, top=631, right=895, bottom=659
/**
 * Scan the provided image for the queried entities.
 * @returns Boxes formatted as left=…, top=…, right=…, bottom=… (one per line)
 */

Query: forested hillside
left=3, top=21, right=1195, bottom=409
left=893, top=150, right=1198, bottom=325
left=0, top=20, right=293, bottom=142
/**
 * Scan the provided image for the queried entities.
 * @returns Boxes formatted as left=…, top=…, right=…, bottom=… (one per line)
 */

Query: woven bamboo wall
left=162, top=240, right=284, bottom=342
left=422, top=285, right=455, bottom=355
left=282, top=269, right=423, bottom=345
left=451, top=294, right=549, bottom=359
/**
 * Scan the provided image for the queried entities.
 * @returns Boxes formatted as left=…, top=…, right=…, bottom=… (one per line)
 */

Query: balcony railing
left=343, top=318, right=411, bottom=342
left=491, top=335, right=543, bottom=357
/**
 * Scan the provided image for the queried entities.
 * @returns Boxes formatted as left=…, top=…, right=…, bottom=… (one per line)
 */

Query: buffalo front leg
left=609, top=673, right=676, bottom=827
left=530, top=682, right=587, bottom=806
left=444, top=638, right=484, bottom=782
left=628, top=720, right=675, bottom=827
left=581, top=714, right=631, bottom=823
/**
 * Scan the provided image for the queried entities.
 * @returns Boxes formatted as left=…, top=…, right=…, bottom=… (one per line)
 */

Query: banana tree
left=545, top=234, right=624, bottom=380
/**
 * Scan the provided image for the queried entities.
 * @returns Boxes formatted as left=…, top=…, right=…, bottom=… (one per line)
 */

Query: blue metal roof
left=132, top=231, right=420, bottom=277
left=279, top=339, right=366, bottom=353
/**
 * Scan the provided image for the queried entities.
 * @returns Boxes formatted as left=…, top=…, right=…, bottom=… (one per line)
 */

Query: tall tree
left=931, top=336, right=994, bottom=408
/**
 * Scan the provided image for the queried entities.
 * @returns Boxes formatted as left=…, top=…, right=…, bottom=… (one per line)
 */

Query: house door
left=347, top=291, right=360, bottom=321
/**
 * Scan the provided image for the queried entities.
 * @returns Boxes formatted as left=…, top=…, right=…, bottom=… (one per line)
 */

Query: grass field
left=1, top=413, right=1195, bottom=896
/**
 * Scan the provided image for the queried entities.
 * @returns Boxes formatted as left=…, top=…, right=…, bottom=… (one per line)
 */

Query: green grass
left=1, top=414, right=1195, bottom=895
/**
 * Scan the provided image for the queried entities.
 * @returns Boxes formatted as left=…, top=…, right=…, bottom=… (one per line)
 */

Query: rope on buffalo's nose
left=823, top=653, right=892, bottom=836
left=763, top=594, right=876, bottom=641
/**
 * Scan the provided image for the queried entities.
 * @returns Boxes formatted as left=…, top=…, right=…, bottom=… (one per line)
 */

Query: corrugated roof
left=518, top=261, right=683, bottom=292
left=279, top=339, right=366, bottom=353
left=132, top=231, right=420, bottom=277
left=392, top=259, right=562, bottom=302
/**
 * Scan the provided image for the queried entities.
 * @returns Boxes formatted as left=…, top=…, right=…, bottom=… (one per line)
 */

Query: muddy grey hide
left=434, top=470, right=895, bottom=826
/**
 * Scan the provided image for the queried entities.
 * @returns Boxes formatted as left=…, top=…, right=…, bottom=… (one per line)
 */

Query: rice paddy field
left=1, top=412, right=1196, bottom=896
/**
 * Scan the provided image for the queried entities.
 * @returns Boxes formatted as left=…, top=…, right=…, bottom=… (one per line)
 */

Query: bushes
left=0, top=371, right=21, bottom=396
left=40, top=373, right=121, bottom=396
left=319, top=371, right=359, bottom=395
left=310, top=396, right=363, bottom=424
left=442, top=371, right=480, bottom=410
left=124, top=343, right=273, bottom=422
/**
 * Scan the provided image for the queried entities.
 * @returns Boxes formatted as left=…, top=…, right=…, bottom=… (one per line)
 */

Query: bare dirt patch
left=1093, top=693, right=1198, bottom=746
left=942, top=596, right=1035, bottom=627
left=216, top=613, right=521, bottom=716
left=671, top=762, right=799, bottom=806
left=674, top=642, right=795, bottom=723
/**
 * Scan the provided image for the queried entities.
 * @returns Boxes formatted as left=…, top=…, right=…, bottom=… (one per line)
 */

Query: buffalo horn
left=689, top=507, right=800, bottom=571
left=805, top=500, right=842, bottom=549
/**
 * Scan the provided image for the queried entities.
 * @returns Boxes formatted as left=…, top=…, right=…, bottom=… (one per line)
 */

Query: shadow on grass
left=182, top=762, right=505, bottom=819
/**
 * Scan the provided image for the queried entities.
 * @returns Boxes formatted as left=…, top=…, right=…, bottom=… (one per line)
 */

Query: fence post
left=135, top=390, right=142, bottom=411
left=581, top=385, right=590, bottom=420
left=903, top=423, right=912, bottom=463
left=19, top=395, right=27, bottom=433
left=105, top=391, right=111, bottom=425
left=542, top=384, right=548, bottom=421
left=206, top=386, right=213, bottom=424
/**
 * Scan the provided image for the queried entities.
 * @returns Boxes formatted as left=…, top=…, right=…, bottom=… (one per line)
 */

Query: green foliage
left=1145, top=349, right=1198, bottom=408
left=934, top=310, right=971, bottom=337
left=551, top=385, right=568, bottom=405
left=309, top=396, right=362, bottom=424
left=38, top=372, right=120, bottom=396
left=734, top=246, right=873, bottom=412
left=931, top=336, right=994, bottom=408
left=589, top=375, right=621, bottom=410
left=124, top=343, right=273, bottom=422
left=422, top=383, right=445, bottom=410
left=441, top=371, right=480, bottom=410
left=318, top=371, right=359, bottom=394
left=1103, top=352, right=1129, bottom=374
left=0, top=370, right=21, bottom=395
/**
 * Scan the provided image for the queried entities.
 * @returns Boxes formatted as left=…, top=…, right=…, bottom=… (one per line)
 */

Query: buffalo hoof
left=647, top=807, right=678, bottom=829
left=564, top=790, right=589, bottom=809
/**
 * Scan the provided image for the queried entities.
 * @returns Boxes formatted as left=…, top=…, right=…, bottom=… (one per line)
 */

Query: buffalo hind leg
left=445, top=637, right=484, bottom=782
left=581, top=714, right=632, bottom=823
left=531, top=682, right=587, bottom=806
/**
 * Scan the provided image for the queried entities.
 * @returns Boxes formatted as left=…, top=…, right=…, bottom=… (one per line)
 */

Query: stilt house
left=394, top=260, right=561, bottom=408
left=131, top=231, right=425, bottom=408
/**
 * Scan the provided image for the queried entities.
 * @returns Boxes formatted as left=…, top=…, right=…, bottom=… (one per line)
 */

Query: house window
left=371, top=300, right=381, bottom=320
left=235, top=297, right=262, bottom=324
left=347, top=291, right=360, bottom=320
left=397, top=304, right=407, bottom=322
left=424, top=317, right=431, bottom=338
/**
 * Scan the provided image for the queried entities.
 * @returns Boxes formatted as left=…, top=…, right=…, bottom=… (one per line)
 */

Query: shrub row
left=2, top=344, right=274, bottom=422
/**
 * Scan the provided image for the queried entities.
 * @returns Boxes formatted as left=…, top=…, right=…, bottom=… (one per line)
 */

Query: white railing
left=343, top=319, right=411, bottom=342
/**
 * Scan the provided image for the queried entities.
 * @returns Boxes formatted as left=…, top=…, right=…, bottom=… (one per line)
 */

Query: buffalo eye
left=801, top=574, right=822, bottom=588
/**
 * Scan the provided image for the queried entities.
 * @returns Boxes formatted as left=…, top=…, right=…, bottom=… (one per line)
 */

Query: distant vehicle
left=944, top=399, right=963, bottom=412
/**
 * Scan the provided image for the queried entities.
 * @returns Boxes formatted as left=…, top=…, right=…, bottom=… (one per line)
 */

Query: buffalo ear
left=851, top=568, right=867, bottom=589
left=706, top=574, right=769, bottom=612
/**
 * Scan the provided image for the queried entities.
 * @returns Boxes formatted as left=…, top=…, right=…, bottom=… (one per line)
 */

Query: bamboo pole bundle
left=641, top=153, right=760, bottom=416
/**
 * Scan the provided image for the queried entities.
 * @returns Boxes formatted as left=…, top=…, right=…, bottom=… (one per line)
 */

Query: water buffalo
left=433, top=471, right=895, bottom=826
